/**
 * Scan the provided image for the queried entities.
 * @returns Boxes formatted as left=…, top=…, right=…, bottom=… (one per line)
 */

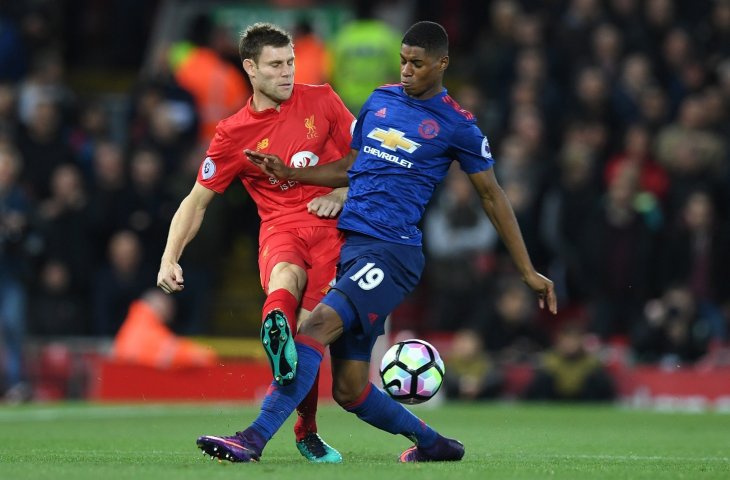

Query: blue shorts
left=323, top=233, right=424, bottom=361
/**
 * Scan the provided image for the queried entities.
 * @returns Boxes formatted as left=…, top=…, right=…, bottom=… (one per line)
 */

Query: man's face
left=247, top=44, right=295, bottom=104
left=400, top=45, right=447, bottom=99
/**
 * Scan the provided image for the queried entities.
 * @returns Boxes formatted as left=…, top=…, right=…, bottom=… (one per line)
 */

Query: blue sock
left=344, top=383, right=438, bottom=447
left=250, top=339, right=323, bottom=441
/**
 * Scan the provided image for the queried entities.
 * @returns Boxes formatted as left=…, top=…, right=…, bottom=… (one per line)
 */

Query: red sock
left=294, top=370, right=320, bottom=441
left=262, top=288, right=298, bottom=333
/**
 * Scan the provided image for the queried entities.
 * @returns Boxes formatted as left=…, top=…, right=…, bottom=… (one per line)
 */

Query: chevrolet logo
left=367, top=128, right=421, bottom=153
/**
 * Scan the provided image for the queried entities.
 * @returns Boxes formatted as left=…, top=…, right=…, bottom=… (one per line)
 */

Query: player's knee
left=332, top=379, right=368, bottom=407
left=269, top=262, right=307, bottom=293
left=298, top=304, right=343, bottom=345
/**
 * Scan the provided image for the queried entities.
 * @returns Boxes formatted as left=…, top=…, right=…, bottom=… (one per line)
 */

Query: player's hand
left=245, top=150, right=292, bottom=179
left=523, top=271, right=557, bottom=314
left=308, top=190, right=345, bottom=218
left=157, top=261, right=184, bottom=294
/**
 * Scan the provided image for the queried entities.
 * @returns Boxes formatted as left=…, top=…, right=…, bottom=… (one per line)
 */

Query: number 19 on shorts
left=349, top=262, right=384, bottom=290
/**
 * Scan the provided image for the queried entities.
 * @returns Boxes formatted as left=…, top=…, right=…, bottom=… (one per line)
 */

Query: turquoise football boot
left=296, top=433, right=343, bottom=463
left=261, top=310, right=297, bottom=385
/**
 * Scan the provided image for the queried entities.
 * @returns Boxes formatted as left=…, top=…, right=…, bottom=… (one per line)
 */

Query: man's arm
left=157, top=182, right=216, bottom=294
left=468, top=168, right=558, bottom=314
left=246, top=149, right=358, bottom=188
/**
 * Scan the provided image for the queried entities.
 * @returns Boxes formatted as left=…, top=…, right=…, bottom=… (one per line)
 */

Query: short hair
left=239, top=22, right=292, bottom=64
left=401, top=21, right=448, bottom=56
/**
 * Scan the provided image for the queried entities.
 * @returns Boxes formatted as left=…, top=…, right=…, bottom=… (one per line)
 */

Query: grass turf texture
left=0, top=402, right=728, bottom=479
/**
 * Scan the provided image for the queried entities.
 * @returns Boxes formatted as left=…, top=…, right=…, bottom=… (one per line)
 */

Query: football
left=379, top=339, right=445, bottom=404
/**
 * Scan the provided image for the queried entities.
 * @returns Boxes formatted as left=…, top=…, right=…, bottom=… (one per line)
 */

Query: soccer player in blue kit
left=197, top=21, right=557, bottom=463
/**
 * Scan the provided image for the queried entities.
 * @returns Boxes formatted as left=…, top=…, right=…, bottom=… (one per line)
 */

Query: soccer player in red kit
left=156, top=23, right=354, bottom=463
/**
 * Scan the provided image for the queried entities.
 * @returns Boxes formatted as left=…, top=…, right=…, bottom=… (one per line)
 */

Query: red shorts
left=259, top=226, right=344, bottom=311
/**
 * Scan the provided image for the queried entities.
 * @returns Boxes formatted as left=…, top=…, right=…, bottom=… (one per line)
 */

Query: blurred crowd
left=0, top=0, right=729, bottom=401
left=418, top=0, right=730, bottom=401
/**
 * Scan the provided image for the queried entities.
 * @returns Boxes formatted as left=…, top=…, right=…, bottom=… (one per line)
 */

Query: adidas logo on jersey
left=375, top=107, right=387, bottom=118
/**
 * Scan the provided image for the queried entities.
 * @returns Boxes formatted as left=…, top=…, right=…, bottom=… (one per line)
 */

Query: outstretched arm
left=468, top=168, right=558, bottom=314
left=157, top=182, right=216, bottom=294
left=246, top=149, right=358, bottom=188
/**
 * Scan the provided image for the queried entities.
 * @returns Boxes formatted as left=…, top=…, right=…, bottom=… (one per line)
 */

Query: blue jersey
left=338, top=84, right=494, bottom=246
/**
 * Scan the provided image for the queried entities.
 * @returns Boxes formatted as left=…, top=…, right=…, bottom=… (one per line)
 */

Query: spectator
left=697, top=0, right=730, bottom=64
left=482, top=276, right=550, bottom=364
left=86, top=140, right=130, bottom=263
left=606, top=0, right=649, bottom=54
left=16, top=50, right=74, bottom=126
left=471, top=0, right=521, bottom=102
left=36, top=163, right=93, bottom=299
left=66, top=99, right=110, bottom=179
left=654, top=94, right=727, bottom=219
left=127, top=75, right=199, bottom=158
left=423, top=166, right=498, bottom=331
left=510, top=47, right=562, bottom=139
left=657, top=27, right=699, bottom=113
left=292, top=19, right=330, bottom=85
left=29, top=259, right=87, bottom=335
left=636, top=85, right=671, bottom=135
left=591, top=22, right=624, bottom=81
left=168, top=13, right=249, bottom=141
left=632, top=285, right=714, bottom=365
left=603, top=123, right=669, bottom=201
left=14, top=97, right=74, bottom=201
left=443, top=328, right=503, bottom=401
left=556, top=0, right=606, bottom=66
left=643, top=0, right=676, bottom=65
left=525, top=322, right=615, bottom=402
left=659, top=189, right=730, bottom=323
left=92, top=230, right=151, bottom=336
left=581, top=162, right=657, bottom=340
left=0, top=144, right=30, bottom=401
left=124, top=147, right=176, bottom=257
left=566, top=65, right=620, bottom=137
left=611, top=53, right=656, bottom=124
left=540, top=137, right=602, bottom=305
left=112, top=289, right=217, bottom=368
left=328, top=4, right=401, bottom=113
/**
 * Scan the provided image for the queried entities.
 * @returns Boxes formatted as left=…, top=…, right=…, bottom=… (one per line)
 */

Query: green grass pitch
left=0, top=402, right=728, bottom=479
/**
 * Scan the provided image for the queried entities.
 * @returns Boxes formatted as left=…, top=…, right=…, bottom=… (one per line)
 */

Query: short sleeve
left=323, top=84, right=356, bottom=157
left=197, top=124, right=241, bottom=193
left=451, top=120, right=494, bottom=174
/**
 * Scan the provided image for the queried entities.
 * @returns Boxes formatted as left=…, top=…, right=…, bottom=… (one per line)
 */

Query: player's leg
left=196, top=235, right=379, bottom=463
left=259, top=230, right=312, bottom=385
left=291, top=308, right=342, bottom=463
left=325, top=234, right=463, bottom=461
left=198, top=230, right=348, bottom=462
left=330, top=337, right=464, bottom=462
left=284, top=226, right=342, bottom=462
left=258, top=235, right=341, bottom=461
left=197, top=303, right=345, bottom=462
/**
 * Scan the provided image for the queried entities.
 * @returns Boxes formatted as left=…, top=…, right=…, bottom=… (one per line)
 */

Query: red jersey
left=198, top=83, right=354, bottom=239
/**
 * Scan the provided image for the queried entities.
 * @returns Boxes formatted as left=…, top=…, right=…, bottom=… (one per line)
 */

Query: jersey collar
left=246, top=86, right=296, bottom=118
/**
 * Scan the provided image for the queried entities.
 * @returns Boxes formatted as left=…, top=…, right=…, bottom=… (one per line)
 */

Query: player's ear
left=242, top=58, right=256, bottom=77
left=438, top=55, right=449, bottom=71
